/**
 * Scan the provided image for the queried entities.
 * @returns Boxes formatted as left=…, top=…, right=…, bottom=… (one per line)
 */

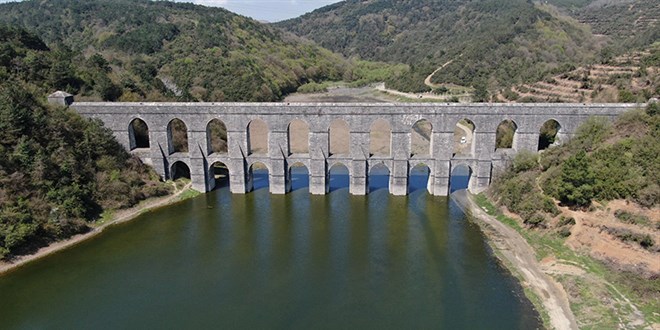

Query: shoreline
left=451, top=190, right=578, bottom=330
left=0, top=183, right=196, bottom=276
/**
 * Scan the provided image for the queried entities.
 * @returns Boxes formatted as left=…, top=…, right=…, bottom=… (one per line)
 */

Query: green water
left=0, top=170, right=540, bottom=329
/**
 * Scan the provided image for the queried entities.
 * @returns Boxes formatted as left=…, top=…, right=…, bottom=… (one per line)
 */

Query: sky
left=176, top=0, right=342, bottom=22
left=0, top=0, right=343, bottom=22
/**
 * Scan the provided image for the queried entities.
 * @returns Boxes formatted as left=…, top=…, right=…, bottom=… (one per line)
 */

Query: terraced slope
left=499, top=46, right=659, bottom=103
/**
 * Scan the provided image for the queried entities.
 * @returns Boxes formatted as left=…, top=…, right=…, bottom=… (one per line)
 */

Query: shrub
left=526, top=213, right=547, bottom=228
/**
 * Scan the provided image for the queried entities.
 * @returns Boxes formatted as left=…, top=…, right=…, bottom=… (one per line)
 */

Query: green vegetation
left=0, top=0, right=361, bottom=102
left=493, top=105, right=659, bottom=215
left=277, top=0, right=604, bottom=95
left=0, top=82, right=171, bottom=259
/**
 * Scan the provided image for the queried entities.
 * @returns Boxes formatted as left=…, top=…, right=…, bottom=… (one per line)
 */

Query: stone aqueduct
left=66, top=99, right=634, bottom=196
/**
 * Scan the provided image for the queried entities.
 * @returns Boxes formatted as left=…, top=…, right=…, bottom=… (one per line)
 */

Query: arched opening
left=409, top=164, right=431, bottom=193
left=128, top=118, right=149, bottom=150
left=450, top=164, right=473, bottom=193
left=289, top=162, right=309, bottom=192
left=495, top=119, right=518, bottom=150
left=170, top=161, right=191, bottom=181
left=207, top=119, right=228, bottom=155
left=329, top=119, right=349, bottom=156
left=538, top=119, right=561, bottom=151
left=453, top=119, right=475, bottom=157
left=370, top=119, right=391, bottom=157
left=249, top=162, right=269, bottom=191
left=411, top=119, right=432, bottom=156
left=288, top=119, right=309, bottom=154
left=368, top=163, right=390, bottom=193
left=167, top=118, right=189, bottom=154
left=209, top=161, right=230, bottom=190
left=328, top=163, right=349, bottom=192
left=247, top=119, right=268, bottom=155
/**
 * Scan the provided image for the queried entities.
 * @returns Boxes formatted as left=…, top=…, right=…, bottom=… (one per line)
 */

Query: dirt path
left=424, top=58, right=457, bottom=89
left=0, top=183, right=193, bottom=276
left=453, top=191, right=578, bottom=330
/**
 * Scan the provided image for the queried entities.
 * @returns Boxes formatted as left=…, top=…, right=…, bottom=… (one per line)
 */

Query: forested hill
left=276, top=0, right=605, bottom=96
left=0, top=0, right=348, bottom=102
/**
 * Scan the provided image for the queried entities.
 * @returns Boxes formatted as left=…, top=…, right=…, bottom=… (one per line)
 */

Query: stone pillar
left=228, top=130, right=248, bottom=194
left=309, top=131, right=328, bottom=195
left=390, top=160, right=409, bottom=195
left=390, top=131, right=410, bottom=196
left=350, top=131, right=369, bottom=195
left=474, top=131, right=495, bottom=159
left=473, top=159, right=492, bottom=193
left=515, top=132, right=540, bottom=152
left=431, top=131, right=453, bottom=196
left=188, top=130, right=208, bottom=192
left=149, top=129, right=169, bottom=180
left=433, top=160, right=451, bottom=196
left=269, top=130, right=288, bottom=194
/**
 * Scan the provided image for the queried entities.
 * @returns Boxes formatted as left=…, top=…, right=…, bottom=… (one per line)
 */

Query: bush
left=511, top=151, right=539, bottom=173
left=526, top=213, right=547, bottom=228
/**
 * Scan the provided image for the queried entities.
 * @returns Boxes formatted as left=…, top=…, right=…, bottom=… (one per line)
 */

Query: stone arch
left=128, top=118, right=149, bottom=150
left=247, top=119, right=268, bottom=155
left=411, top=119, right=432, bottom=156
left=368, top=162, right=391, bottom=192
left=453, top=118, right=476, bottom=157
left=167, top=118, right=188, bottom=154
left=328, top=162, right=350, bottom=192
left=288, top=119, right=309, bottom=154
left=170, top=161, right=191, bottom=181
left=329, top=119, right=350, bottom=156
left=206, top=119, right=228, bottom=155
left=370, top=119, right=391, bottom=157
left=288, top=162, right=310, bottom=192
left=495, top=119, right=518, bottom=150
left=409, top=163, right=431, bottom=193
left=449, top=163, right=474, bottom=193
left=248, top=161, right=270, bottom=192
left=209, top=161, right=230, bottom=190
left=538, top=119, right=563, bottom=151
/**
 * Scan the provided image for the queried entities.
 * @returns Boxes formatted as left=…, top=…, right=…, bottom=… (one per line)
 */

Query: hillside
left=0, top=0, right=351, bottom=102
left=485, top=103, right=659, bottom=326
left=549, top=0, right=659, bottom=49
left=0, top=77, right=173, bottom=259
left=277, top=0, right=604, bottom=97
left=498, top=44, right=659, bottom=103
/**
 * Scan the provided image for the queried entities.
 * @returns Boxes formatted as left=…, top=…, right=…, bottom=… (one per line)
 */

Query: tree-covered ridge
left=0, top=0, right=350, bottom=102
left=277, top=0, right=603, bottom=96
left=0, top=81, right=171, bottom=259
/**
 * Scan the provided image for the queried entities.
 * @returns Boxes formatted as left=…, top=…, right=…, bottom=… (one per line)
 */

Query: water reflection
left=0, top=170, right=540, bottom=329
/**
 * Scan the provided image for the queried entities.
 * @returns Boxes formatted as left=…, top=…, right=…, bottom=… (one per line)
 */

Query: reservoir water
left=0, top=167, right=540, bottom=329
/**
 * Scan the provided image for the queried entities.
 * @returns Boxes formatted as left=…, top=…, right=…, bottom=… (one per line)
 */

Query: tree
left=556, top=150, right=595, bottom=207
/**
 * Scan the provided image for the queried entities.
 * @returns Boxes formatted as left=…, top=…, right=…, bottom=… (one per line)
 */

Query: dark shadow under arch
left=249, top=162, right=269, bottom=191
left=368, top=163, right=390, bottom=193
left=328, top=163, right=349, bottom=192
left=171, top=161, right=191, bottom=181
left=129, top=118, right=149, bottom=150
left=538, top=119, right=561, bottom=151
left=209, top=161, right=230, bottom=190
left=289, top=162, right=309, bottom=192
left=409, top=164, right=431, bottom=193
left=450, top=164, right=472, bottom=193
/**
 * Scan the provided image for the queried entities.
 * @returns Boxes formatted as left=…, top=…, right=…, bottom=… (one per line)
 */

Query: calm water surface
left=0, top=168, right=540, bottom=329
